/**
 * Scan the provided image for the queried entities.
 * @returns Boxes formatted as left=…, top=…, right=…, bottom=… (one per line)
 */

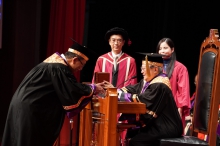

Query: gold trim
left=149, top=76, right=171, bottom=89
left=144, top=57, right=151, bottom=78
left=63, top=86, right=93, bottom=110
left=68, top=48, right=89, bottom=61
left=132, top=94, right=138, bottom=102
left=121, top=87, right=128, bottom=93
left=148, top=61, right=163, bottom=67
left=146, top=109, right=157, bottom=118
left=43, top=53, right=67, bottom=65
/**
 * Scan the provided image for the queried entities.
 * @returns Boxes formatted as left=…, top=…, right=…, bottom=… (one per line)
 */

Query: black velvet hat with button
left=136, top=52, right=164, bottom=78
left=104, top=27, right=129, bottom=42
left=145, top=53, right=163, bottom=64
left=137, top=52, right=163, bottom=64
left=68, top=39, right=92, bottom=61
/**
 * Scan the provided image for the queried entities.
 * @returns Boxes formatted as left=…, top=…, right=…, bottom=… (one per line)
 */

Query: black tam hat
left=68, top=39, right=90, bottom=61
left=136, top=52, right=164, bottom=77
left=146, top=53, right=164, bottom=79
left=137, top=52, right=163, bottom=66
left=105, top=27, right=129, bottom=42
left=145, top=53, right=163, bottom=66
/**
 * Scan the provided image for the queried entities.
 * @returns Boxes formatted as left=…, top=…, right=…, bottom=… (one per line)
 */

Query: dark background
left=0, top=0, right=219, bottom=141
left=82, top=0, right=220, bottom=92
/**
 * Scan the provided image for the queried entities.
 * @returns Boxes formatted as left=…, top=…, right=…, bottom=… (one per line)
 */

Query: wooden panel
left=79, top=107, right=92, bottom=146
left=118, top=102, right=146, bottom=114
left=79, top=88, right=146, bottom=146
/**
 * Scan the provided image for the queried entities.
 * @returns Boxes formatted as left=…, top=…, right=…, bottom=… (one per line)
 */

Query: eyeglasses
left=110, top=39, right=123, bottom=44
left=149, top=65, right=156, bottom=69
left=140, top=65, right=155, bottom=71
left=77, top=57, right=85, bottom=67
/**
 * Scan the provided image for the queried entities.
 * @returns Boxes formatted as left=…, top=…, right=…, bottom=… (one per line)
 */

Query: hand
left=102, top=80, right=115, bottom=89
left=185, top=115, right=191, bottom=121
left=178, top=107, right=182, bottom=119
left=94, top=84, right=106, bottom=96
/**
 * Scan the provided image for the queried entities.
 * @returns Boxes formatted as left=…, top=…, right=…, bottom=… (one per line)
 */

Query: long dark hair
left=156, top=38, right=176, bottom=78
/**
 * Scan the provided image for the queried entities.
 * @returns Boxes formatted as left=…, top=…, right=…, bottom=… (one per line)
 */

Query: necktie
left=113, top=56, right=118, bottom=71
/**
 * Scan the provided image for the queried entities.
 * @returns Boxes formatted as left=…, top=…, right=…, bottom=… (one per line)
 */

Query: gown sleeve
left=124, top=58, right=137, bottom=86
left=50, top=65, right=94, bottom=111
left=173, top=65, right=191, bottom=116
left=120, top=82, right=173, bottom=122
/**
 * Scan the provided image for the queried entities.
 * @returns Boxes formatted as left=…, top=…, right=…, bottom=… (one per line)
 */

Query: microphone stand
left=117, top=75, right=137, bottom=88
left=69, top=118, right=73, bottom=146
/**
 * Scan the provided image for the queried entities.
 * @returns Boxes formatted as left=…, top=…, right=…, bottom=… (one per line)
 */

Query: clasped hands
left=94, top=81, right=115, bottom=95
left=101, top=80, right=115, bottom=89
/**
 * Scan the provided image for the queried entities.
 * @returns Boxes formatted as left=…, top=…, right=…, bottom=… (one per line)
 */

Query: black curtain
left=0, top=0, right=50, bottom=141
left=83, top=0, right=220, bottom=96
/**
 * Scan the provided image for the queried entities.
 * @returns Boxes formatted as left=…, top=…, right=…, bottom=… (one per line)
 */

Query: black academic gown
left=2, top=53, right=93, bottom=146
left=120, top=77, right=183, bottom=146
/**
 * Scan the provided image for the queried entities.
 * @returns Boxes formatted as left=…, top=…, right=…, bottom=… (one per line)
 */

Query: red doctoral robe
left=170, top=61, right=191, bottom=127
left=92, top=52, right=137, bottom=88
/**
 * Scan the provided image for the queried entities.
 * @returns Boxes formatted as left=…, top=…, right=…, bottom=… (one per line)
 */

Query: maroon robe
left=170, top=61, right=191, bottom=127
left=92, top=52, right=137, bottom=88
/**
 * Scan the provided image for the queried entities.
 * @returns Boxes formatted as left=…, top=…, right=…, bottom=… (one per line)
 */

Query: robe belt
left=146, top=109, right=157, bottom=118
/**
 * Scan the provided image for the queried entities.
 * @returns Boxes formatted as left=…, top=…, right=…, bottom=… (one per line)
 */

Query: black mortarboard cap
left=68, top=38, right=91, bottom=61
left=105, top=27, right=129, bottom=42
left=137, top=52, right=163, bottom=77
left=136, top=52, right=163, bottom=65
left=145, top=53, right=163, bottom=64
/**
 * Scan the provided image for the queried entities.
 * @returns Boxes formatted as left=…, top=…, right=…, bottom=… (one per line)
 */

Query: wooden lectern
left=79, top=88, right=146, bottom=146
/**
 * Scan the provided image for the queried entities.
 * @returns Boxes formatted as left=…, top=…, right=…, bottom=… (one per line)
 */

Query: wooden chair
left=158, top=29, right=220, bottom=146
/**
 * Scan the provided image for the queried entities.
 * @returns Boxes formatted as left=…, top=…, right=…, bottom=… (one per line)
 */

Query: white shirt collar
left=112, top=51, right=122, bottom=58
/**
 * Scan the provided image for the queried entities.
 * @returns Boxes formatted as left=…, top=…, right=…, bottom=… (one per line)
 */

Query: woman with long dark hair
left=156, top=38, right=191, bottom=130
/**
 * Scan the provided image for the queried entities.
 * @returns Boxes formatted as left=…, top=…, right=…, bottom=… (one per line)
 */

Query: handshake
left=93, top=81, right=115, bottom=96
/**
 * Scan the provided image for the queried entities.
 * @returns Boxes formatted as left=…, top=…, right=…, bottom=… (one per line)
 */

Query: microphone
left=117, top=75, right=137, bottom=88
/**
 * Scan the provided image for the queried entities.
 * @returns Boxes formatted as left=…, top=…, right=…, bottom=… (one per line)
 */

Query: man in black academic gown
left=1, top=41, right=105, bottom=146
left=103, top=53, right=183, bottom=146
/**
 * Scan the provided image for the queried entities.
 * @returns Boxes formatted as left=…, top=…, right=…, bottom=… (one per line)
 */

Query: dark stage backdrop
left=46, top=0, right=86, bottom=145
left=0, top=0, right=2, bottom=49
left=0, top=0, right=51, bottom=143
left=0, top=0, right=220, bottom=144
left=82, top=0, right=220, bottom=96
